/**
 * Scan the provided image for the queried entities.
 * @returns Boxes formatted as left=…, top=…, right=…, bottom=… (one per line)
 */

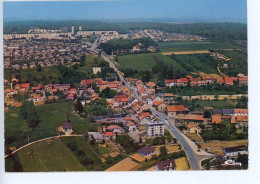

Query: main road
left=90, top=38, right=214, bottom=170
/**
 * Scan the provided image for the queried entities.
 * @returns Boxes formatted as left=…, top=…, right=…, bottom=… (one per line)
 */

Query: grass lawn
left=158, top=40, right=242, bottom=52
left=5, top=101, right=98, bottom=149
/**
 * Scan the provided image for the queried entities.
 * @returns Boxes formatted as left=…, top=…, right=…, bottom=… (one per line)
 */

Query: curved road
left=5, top=134, right=86, bottom=158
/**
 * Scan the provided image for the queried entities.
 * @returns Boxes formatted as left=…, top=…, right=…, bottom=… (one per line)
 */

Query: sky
left=3, top=0, right=247, bottom=22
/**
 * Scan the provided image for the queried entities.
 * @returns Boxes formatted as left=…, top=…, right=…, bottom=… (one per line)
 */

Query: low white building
left=92, top=67, right=102, bottom=74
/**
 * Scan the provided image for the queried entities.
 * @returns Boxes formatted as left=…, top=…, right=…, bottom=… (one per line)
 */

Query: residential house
left=175, top=114, right=205, bottom=123
left=167, top=105, right=189, bottom=117
left=139, top=117, right=150, bottom=125
left=126, top=122, right=137, bottom=132
left=223, top=146, right=248, bottom=159
left=211, top=115, right=222, bottom=124
left=92, top=67, right=102, bottom=74
left=158, top=103, right=167, bottom=113
left=238, top=77, right=248, bottom=85
left=187, top=123, right=202, bottom=134
left=138, top=145, right=155, bottom=157
left=155, top=159, right=176, bottom=171
left=105, top=132, right=116, bottom=140
left=106, top=125, right=124, bottom=134
left=55, top=84, right=70, bottom=91
left=88, top=132, right=105, bottom=143
left=62, top=122, right=73, bottom=135
left=224, top=77, right=234, bottom=85
left=233, top=109, right=248, bottom=116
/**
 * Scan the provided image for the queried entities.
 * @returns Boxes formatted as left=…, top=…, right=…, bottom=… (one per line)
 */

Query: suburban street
left=91, top=39, right=214, bottom=170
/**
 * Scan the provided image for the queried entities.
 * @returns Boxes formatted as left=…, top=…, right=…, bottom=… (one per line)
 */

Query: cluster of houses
left=165, top=74, right=248, bottom=87
left=3, top=38, right=89, bottom=69
left=211, top=108, right=248, bottom=127
left=131, top=29, right=205, bottom=42
left=210, top=52, right=230, bottom=61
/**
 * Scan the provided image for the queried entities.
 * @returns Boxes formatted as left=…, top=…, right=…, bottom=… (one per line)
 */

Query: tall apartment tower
left=79, top=26, right=82, bottom=31
left=71, top=26, right=75, bottom=35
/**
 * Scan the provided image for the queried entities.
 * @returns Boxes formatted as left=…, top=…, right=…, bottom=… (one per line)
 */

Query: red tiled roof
left=167, top=105, right=189, bottom=112
left=177, top=78, right=188, bottom=83
left=92, top=97, right=101, bottom=101
left=175, top=114, right=204, bottom=121
left=107, top=125, right=121, bottom=130
left=105, top=132, right=115, bottom=137
left=21, top=83, right=30, bottom=88
left=237, top=115, right=248, bottom=122
left=153, top=100, right=163, bottom=106
left=117, top=98, right=129, bottom=102
left=126, top=122, right=135, bottom=127
left=234, top=109, right=248, bottom=114
left=146, top=81, right=155, bottom=87
left=239, top=77, right=248, bottom=82
left=224, top=77, right=233, bottom=84
left=67, top=94, right=74, bottom=97
left=81, top=79, right=95, bottom=85
left=187, top=123, right=202, bottom=130
left=217, top=77, right=224, bottom=83
left=211, top=115, right=222, bottom=124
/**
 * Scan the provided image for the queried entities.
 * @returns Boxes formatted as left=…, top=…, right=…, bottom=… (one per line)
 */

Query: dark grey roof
left=62, top=122, right=72, bottom=128
left=213, top=109, right=222, bottom=114
left=224, top=146, right=248, bottom=153
left=138, top=146, right=155, bottom=155
left=223, top=109, right=234, bottom=115
left=156, top=159, right=176, bottom=170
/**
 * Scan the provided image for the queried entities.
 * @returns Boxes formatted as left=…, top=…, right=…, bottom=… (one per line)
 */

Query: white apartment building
left=146, top=121, right=164, bottom=137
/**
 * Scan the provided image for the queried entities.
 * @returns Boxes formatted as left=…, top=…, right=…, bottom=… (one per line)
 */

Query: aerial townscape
left=3, top=1, right=248, bottom=173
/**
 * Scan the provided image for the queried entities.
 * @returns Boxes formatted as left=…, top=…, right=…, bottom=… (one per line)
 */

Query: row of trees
left=201, top=121, right=248, bottom=141
left=100, top=37, right=158, bottom=55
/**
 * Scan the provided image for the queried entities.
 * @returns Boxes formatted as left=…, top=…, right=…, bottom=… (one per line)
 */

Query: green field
left=158, top=40, right=242, bottom=52
left=117, top=52, right=220, bottom=77
left=220, top=49, right=248, bottom=76
left=5, top=136, right=102, bottom=172
left=118, top=53, right=157, bottom=71
left=5, top=101, right=98, bottom=149
left=5, top=136, right=128, bottom=172
left=4, top=67, right=61, bottom=85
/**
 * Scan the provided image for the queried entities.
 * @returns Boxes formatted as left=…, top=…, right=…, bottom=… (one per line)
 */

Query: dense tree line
left=99, top=37, right=157, bottom=55
left=157, top=83, right=248, bottom=96
left=201, top=121, right=248, bottom=141
left=20, top=101, right=39, bottom=128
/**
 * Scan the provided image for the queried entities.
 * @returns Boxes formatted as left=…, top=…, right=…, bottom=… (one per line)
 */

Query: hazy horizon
left=3, top=0, right=247, bottom=23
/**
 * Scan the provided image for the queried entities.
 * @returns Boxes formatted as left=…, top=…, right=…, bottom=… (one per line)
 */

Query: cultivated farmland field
left=198, top=139, right=248, bottom=155
left=105, top=157, right=141, bottom=171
